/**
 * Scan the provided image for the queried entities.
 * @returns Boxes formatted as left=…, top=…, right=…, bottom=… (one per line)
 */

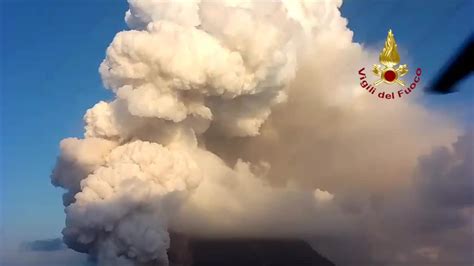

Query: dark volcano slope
left=168, top=236, right=335, bottom=266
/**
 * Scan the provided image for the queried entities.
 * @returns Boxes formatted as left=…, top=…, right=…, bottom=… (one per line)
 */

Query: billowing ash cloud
left=51, top=0, right=472, bottom=265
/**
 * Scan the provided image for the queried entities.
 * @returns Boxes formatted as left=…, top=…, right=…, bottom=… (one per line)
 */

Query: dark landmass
left=168, top=234, right=335, bottom=266
left=20, top=238, right=65, bottom=252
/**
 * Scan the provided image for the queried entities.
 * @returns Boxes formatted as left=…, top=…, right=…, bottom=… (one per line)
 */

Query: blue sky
left=0, top=0, right=472, bottom=254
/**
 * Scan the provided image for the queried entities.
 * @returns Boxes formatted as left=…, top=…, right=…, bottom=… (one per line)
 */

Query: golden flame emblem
left=373, top=29, right=408, bottom=86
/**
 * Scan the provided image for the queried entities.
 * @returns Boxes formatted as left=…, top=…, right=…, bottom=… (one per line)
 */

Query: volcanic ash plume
left=51, top=0, right=466, bottom=265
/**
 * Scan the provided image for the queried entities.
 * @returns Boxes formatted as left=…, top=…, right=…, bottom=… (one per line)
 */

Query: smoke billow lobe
left=51, top=0, right=472, bottom=265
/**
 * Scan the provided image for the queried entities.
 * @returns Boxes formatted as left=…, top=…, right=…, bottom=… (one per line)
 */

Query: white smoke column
left=52, top=1, right=337, bottom=265
left=51, top=0, right=462, bottom=265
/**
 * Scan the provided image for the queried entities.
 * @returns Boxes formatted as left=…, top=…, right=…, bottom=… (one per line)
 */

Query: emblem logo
left=372, top=29, right=408, bottom=86
left=357, top=29, right=422, bottom=100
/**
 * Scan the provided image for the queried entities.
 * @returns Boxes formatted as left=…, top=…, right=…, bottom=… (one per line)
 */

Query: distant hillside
left=168, top=235, right=335, bottom=266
